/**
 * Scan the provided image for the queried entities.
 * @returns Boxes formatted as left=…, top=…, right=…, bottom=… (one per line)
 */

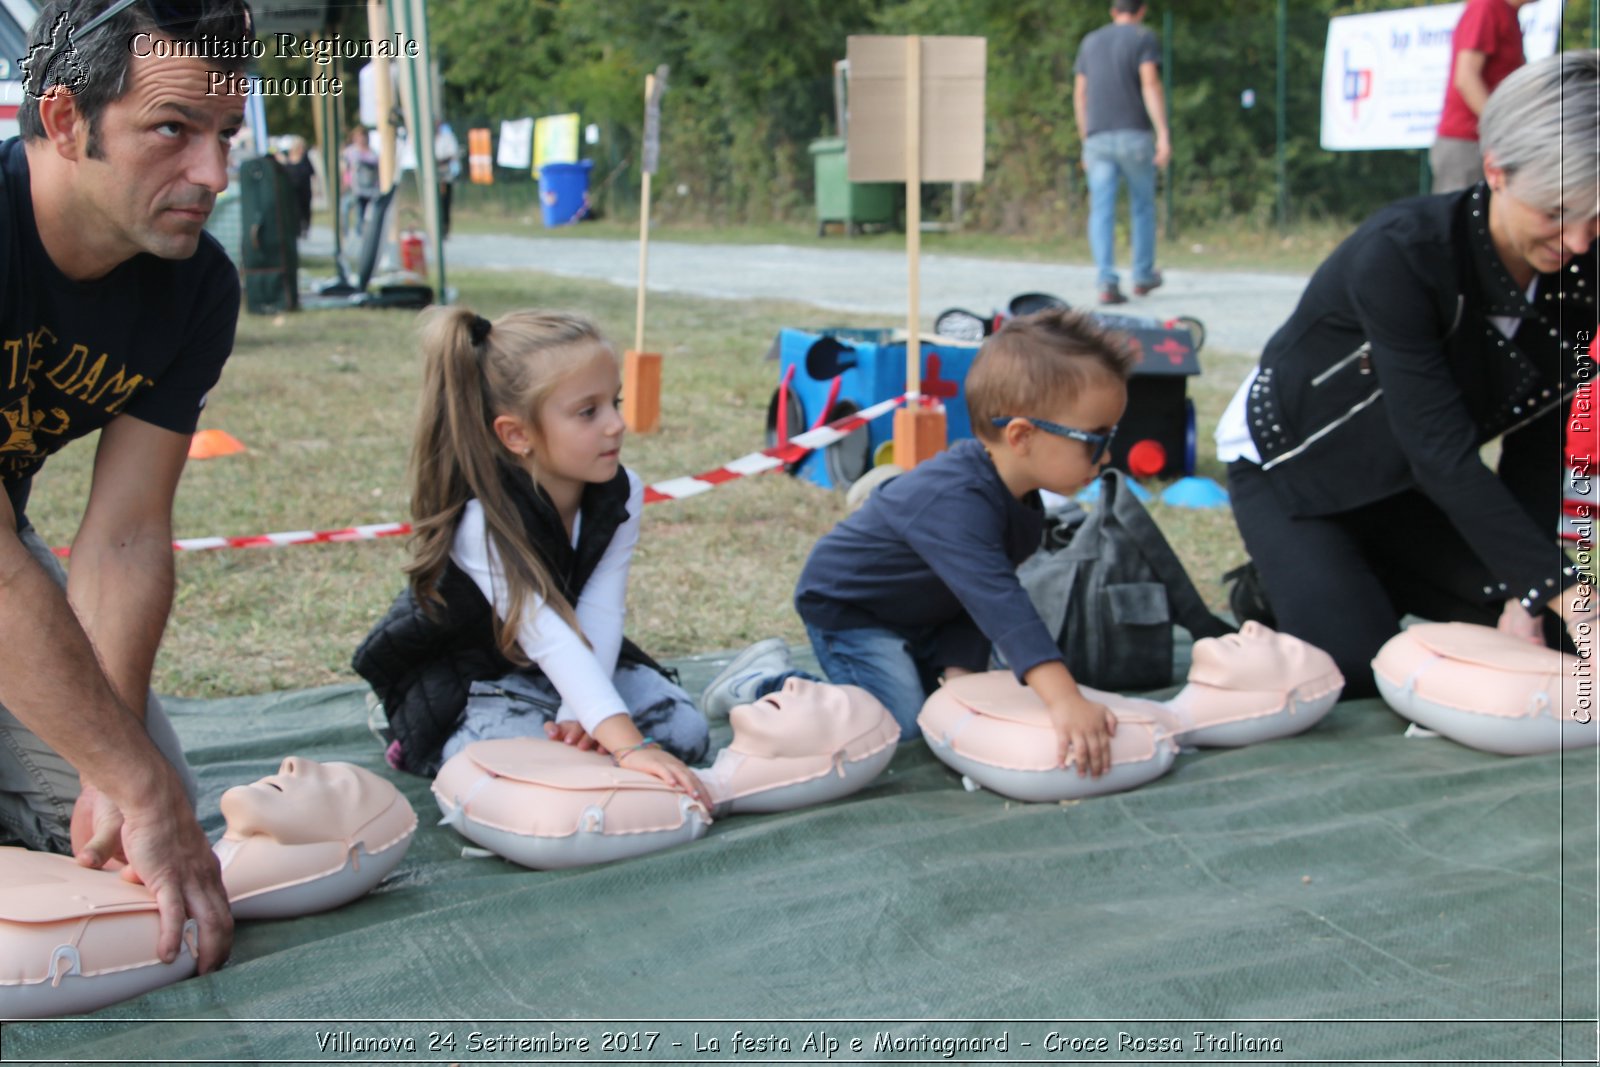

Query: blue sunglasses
left=991, top=416, right=1118, bottom=465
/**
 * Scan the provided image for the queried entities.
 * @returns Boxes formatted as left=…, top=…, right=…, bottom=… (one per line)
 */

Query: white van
left=0, top=0, right=41, bottom=140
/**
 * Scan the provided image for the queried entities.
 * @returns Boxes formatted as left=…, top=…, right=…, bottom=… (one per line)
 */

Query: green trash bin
left=807, top=138, right=894, bottom=237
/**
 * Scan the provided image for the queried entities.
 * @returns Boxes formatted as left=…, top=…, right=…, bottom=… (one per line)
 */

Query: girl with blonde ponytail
left=354, top=308, right=708, bottom=801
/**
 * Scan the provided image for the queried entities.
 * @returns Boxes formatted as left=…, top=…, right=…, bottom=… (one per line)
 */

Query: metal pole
left=1275, top=0, right=1288, bottom=231
left=410, top=0, right=445, bottom=301
left=1162, top=9, right=1173, bottom=241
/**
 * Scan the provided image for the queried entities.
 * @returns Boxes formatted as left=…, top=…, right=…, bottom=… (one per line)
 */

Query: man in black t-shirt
left=0, top=0, right=255, bottom=975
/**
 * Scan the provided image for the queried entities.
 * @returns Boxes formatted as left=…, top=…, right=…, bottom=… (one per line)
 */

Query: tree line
left=266, top=0, right=1596, bottom=234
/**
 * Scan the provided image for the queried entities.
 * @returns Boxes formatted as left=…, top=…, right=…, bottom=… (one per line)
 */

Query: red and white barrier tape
left=641, top=392, right=907, bottom=503
left=51, top=393, right=912, bottom=556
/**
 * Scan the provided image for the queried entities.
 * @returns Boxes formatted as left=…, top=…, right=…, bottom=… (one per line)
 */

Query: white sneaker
left=699, top=637, right=794, bottom=720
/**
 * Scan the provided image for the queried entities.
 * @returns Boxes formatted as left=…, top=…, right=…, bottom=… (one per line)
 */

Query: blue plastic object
left=1159, top=476, right=1230, bottom=509
left=1076, top=477, right=1153, bottom=504
left=772, top=328, right=982, bottom=489
left=538, top=161, right=594, bottom=227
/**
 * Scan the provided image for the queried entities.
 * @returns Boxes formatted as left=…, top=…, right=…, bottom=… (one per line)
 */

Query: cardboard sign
left=846, top=35, right=986, bottom=183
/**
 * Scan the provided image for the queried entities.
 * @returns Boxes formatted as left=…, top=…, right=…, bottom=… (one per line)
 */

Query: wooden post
left=892, top=36, right=947, bottom=469
left=624, top=71, right=664, bottom=434
left=369, top=1, right=397, bottom=194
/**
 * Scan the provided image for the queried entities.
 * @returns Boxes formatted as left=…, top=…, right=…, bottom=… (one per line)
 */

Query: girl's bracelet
left=612, top=737, right=658, bottom=764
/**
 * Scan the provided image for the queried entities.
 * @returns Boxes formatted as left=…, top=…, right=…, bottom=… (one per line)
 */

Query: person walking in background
left=1430, top=0, right=1533, bottom=194
left=1074, top=0, right=1170, bottom=306
left=278, top=135, right=314, bottom=239
left=434, top=119, right=460, bottom=239
left=341, top=125, right=380, bottom=238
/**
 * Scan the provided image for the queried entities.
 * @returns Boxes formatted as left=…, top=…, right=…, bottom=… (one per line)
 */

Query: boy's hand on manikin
left=1047, top=694, right=1117, bottom=778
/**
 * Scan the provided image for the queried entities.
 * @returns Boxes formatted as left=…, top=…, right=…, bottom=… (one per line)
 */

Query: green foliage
left=271, top=0, right=1599, bottom=232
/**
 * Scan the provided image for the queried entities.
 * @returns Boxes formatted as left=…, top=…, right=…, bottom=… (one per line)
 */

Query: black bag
left=1017, top=469, right=1234, bottom=691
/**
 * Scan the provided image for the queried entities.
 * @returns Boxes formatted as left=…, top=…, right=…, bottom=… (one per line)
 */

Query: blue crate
left=771, top=328, right=982, bottom=489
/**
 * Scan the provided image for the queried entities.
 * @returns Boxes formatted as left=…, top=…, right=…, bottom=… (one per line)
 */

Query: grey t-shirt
left=1074, top=23, right=1161, bottom=137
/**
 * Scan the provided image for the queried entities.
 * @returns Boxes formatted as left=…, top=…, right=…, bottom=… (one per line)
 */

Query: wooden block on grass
left=893, top=404, right=947, bottom=469
left=623, top=350, right=662, bottom=434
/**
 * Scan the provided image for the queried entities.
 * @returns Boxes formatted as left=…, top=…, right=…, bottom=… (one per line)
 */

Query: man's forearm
left=1141, top=82, right=1170, bottom=141
left=66, top=524, right=174, bottom=718
left=0, top=529, right=169, bottom=796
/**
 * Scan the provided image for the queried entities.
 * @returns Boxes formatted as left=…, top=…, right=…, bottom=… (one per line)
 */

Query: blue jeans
left=1083, top=130, right=1158, bottom=290
left=756, top=624, right=943, bottom=742
left=443, top=664, right=710, bottom=766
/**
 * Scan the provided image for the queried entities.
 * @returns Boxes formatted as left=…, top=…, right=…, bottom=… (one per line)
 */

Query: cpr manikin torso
left=0, top=758, right=416, bottom=1020
left=918, top=622, right=1345, bottom=801
left=433, top=678, right=899, bottom=870
left=1374, top=622, right=1598, bottom=755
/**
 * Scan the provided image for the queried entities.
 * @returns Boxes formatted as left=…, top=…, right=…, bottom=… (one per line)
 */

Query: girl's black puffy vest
left=353, top=464, right=668, bottom=776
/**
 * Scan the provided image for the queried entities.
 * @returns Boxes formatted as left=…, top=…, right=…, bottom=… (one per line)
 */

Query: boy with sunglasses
left=0, top=0, right=255, bottom=976
left=704, top=309, right=1133, bottom=777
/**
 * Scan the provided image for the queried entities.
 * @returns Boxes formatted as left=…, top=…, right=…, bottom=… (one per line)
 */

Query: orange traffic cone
left=188, top=429, right=247, bottom=459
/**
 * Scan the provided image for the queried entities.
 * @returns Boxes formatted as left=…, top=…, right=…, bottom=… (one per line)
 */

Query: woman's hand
left=1497, top=599, right=1544, bottom=646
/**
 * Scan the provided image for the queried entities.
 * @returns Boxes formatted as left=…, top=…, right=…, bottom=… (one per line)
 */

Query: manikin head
left=220, top=757, right=402, bottom=847
left=729, top=677, right=896, bottom=758
left=1187, top=621, right=1342, bottom=694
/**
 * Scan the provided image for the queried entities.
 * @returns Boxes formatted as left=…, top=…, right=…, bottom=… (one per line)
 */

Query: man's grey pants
left=0, top=527, right=197, bottom=853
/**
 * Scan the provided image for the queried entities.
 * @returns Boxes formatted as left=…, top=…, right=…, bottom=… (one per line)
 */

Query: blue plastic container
left=538, top=160, right=594, bottom=227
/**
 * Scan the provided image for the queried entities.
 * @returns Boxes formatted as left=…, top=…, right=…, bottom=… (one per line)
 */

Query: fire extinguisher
left=400, top=229, right=426, bottom=275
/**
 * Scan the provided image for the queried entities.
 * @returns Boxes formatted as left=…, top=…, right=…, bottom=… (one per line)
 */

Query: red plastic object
left=400, top=230, right=426, bottom=275
left=776, top=364, right=796, bottom=446
left=1127, top=439, right=1167, bottom=479
left=812, top=374, right=843, bottom=430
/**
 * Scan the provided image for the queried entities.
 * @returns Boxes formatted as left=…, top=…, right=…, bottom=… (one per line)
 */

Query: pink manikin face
left=1188, top=621, right=1340, bottom=693
left=729, top=677, right=888, bottom=758
left=220, top=757, right=393, bottom=846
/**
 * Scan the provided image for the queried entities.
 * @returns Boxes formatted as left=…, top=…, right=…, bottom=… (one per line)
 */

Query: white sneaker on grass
left=699, top=637, right=794, bottom=720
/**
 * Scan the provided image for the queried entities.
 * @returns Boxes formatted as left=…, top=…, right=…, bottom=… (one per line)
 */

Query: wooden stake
left=622, top=350, right=662, bottom=434
left=904, top=36, right=921, bottom=396
left=893, top=36, right=947, bottom=470
left=635, top=73, right=655, bottom=354
left=626, top=72, right=663, bottom=434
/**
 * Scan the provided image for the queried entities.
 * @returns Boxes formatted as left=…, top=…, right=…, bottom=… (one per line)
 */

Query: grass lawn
left=24, top=267, right=1255, bottom=699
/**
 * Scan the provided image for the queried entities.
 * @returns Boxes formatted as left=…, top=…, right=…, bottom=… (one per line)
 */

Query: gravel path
left=319, top=229, right=1312, bottom=357
left=452, top=235, right=1310, bottom=357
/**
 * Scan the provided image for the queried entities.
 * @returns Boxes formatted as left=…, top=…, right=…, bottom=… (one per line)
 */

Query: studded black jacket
left=1247, top=182, right=1595, bottom=612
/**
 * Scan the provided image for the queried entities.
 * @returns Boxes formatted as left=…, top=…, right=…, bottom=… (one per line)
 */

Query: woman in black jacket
left=1217, top=50, right=1598, bottom=695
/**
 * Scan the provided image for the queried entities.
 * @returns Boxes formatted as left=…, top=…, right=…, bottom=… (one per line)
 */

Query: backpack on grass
left=1017, top=469, right=1234, bottom=691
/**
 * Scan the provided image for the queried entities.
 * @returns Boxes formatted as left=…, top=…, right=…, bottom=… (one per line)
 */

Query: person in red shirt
left=1430, top=0, right=1534, bottom=193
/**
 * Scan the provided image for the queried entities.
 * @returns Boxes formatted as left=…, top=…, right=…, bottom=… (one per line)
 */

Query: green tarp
left=2, top=647, right=1594, bottom=1065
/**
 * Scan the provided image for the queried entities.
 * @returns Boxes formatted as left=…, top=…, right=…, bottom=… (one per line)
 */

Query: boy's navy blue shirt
left=795, top=438, right=1063, bottom=679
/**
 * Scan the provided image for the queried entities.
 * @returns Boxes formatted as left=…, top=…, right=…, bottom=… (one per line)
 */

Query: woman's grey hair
left=18, top=0, right=254, bottom=158
left=1479, top=49, right=1599, bottom=217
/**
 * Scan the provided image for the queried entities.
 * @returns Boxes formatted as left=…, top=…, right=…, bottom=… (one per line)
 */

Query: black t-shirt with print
left=0, top=137, right=239, bottom=526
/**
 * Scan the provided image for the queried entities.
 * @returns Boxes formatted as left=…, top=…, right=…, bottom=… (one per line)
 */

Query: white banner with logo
left=1321, top=0, right=1564, bottom=151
